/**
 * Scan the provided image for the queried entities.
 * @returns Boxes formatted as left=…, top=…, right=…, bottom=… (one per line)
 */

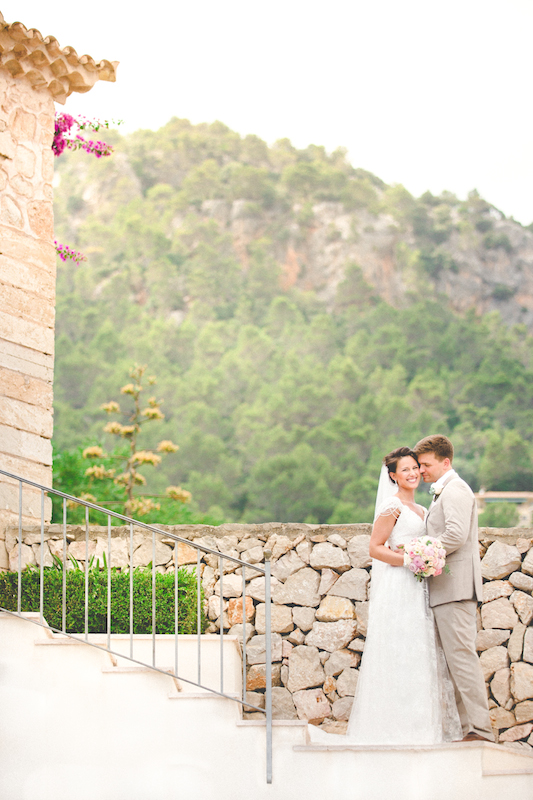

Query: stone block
left=0, top=424, right=52, bottom=466
left=316, top=596, right=355, bottom=622
left=1, top=195, right=24, bottom=228
left=480, top=646, right=509, bottom=681
left=11, top=109, right=37, bottom=141
left=246, top=663, right=281, bottom=691
left=347, top=638, right=365, bottom=652
left=228, top=623, right=255, bottom=643
left=327, top=533, right=347, bottom=548
left=475, top=629, right=510, bottom=652
left=247, top=575, right=281, bottom=602
left=508, top=623, right=526, bottom=662
left=271, top=550, right=305, bottom=581
left=241, top=545, right=264, bottom=564
left=332, top=695, right=354, bottom=721
left=481, top=597, right=519, bottom=629
left=515, top=701, right=533, bottom=724
left=482, top=580, right=514, bottom=603
left=227, top=596, right=255, bottom=626
left=273, top=567, right=321, bottom=607
left=0, top=129, right=16, bottom=160
left=520, top=548, right=533, bottom=576
left=133, top=540, right=173, bottom=567
left=287, top=628, right=305, bottom=645
left=0, top=395, right=53, bottom=438
left=8, top=542, right=35, bottom=570
left=0, top=366, right=52, bottom=408
left=481, top=542, right=522, bottom=580
left=309, top=542, right=351, bottom=572
left=499, top=723, right=533, bottom=742
left=246, top=633, right=282, bottom=665
left=255, top=603, right=293, bottom=634
left=288, top=608, right=314, bottom=634
left=292, top=688, right=331, bottom=723
left=511, top=590, right=533, bottom=625
left=490, top=707, right=516, bottom=730
left=27, top=199, right=53, bottom=239
left=214, top=573, right=243, bottom=598
left=0, top=310, right=54, bottom=355
left=347, top=534, right=372, bottom=569
left=244, top=691, right=264, bottom=712
left=510, top=572, right=533, bottom=592
left=33, top=540, right=53, bottom=567
left=14, top=144, right=36, bottom=178
left=0, top=338, right=54, bottom=382
left=0, top=482, right=51, bottom=520
left=287, top=645, right=325, bottom=692
left=511, top=662, right=533, bottom=702
left=355, top=601, right=369, bottom=636
left=271, top=686, right=298, bottom=720
left=336, top=667, right=359, bottom=697
left=491, top=668, right=511, bottom=707
left=328, top=568, right=370, bottom=601
left=0, top=222, right=55, bottom=269
left=524, top=628, right=533, bottom=664
left=305, top=620, right=357, bottom=653
left=296, top=540, right=311, bottom=563
left=318, top=568, right=339, bottom=595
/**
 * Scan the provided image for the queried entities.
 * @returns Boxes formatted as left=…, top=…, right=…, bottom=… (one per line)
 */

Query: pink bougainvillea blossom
left=54, top=240, right=87, bottom=264
left=52, top=113, right=121, bottom=160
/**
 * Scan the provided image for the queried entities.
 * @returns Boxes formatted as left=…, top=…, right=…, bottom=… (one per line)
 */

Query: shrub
left=0, top=563, right=207, bottom=635
left=478, top=502, right=519, bottom=528
left=483, top=232, right=513, bottom=253
left=492, top=284, right=516, bottom=301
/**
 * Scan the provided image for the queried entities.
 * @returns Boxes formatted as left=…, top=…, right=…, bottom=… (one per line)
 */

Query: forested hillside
left=52, top=118, right=533, bottom=523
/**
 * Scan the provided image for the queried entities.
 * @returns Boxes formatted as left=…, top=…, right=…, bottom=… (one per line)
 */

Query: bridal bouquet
left=402, top=536, right=448, bottom=582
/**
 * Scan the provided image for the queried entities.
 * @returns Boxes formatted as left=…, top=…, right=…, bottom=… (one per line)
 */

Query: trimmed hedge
left=0, top=564, right=207, bottom=635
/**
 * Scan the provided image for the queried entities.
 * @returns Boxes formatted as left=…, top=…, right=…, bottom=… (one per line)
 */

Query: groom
left=414, top=434, right=494, bottom=743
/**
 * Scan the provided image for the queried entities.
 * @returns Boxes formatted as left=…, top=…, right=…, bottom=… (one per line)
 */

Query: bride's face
left=390, top=456, right=420, bottom=490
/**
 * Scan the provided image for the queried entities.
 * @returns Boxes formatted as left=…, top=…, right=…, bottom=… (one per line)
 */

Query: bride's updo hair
left=383, top=447, right=419, bottom=479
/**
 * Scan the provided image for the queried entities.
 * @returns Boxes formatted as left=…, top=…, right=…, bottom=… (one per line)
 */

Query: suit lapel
left=426, top=471, right=457, bottom=522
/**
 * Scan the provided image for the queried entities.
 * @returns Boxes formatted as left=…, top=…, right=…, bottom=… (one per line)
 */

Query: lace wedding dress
left=311, top=496, right=462, bottom=745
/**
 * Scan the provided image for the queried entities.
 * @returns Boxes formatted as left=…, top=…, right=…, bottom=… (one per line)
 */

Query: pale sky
left=4, top=0, right=533, bottom=223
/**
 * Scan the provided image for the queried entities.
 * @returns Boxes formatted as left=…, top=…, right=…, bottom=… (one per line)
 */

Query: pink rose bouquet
left=402, top=536, right=448, bottom=582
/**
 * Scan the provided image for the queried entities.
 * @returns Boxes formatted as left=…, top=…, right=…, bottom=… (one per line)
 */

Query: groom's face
left=417, top=452, right=451, bottom=483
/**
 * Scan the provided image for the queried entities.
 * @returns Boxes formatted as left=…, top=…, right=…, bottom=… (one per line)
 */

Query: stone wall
left=0, top=70, right=56, bottom=550
left=5, top=520, right=533, bottom=751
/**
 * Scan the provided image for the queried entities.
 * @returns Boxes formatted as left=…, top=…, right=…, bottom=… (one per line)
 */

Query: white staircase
left=1, top=612, right=532, bottom=800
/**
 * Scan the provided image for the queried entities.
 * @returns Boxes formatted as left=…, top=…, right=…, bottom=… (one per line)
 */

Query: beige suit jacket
left=426, top=472, right=483, bottom=607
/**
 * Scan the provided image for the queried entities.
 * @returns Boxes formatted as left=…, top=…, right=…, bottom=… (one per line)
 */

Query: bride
left=312, top=446, right=461, bottom=745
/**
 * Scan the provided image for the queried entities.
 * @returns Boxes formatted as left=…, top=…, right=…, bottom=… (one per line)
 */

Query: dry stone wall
left=6, top=521, right=533, bottom=749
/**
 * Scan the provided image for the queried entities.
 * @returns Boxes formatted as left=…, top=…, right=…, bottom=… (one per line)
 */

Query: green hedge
left=0, top=564, right=207, bottom=635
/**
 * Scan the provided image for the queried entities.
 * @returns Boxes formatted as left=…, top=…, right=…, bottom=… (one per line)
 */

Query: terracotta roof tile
left=0, top=12, right=118, bottom=104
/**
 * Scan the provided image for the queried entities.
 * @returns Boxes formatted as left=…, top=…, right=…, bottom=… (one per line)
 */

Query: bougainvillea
left=52, top=113, right=118, bottom=159
left=53, top=114, right=121, bottom=261
left=54, top=241, right=87, bottom=264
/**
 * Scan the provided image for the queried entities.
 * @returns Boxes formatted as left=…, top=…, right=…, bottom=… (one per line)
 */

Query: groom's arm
left=437, top=483, right=475, bottom=555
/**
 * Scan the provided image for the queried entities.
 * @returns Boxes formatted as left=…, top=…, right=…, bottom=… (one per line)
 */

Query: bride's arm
left=369, top=513, right=404, bottom=566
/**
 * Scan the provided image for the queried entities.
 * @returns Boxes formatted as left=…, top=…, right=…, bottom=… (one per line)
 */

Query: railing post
left=264, top=549, right=272, bottom=785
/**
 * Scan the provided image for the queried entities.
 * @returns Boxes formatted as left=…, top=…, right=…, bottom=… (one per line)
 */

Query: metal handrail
left=0, top=468, right=273, bottom=783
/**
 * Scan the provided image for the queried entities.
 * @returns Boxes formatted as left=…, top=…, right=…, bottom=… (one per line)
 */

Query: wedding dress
left=311, top=495, right=462, bottom=745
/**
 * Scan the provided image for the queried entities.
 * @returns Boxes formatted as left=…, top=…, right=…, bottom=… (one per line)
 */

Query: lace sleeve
left=375, top=496, right=402, bottom=519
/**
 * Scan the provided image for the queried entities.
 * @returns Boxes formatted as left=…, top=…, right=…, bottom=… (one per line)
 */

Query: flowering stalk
left=82, top=364, right=191, bottom=517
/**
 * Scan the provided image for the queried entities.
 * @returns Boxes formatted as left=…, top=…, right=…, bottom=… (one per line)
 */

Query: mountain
left=51, top=118, right=533, bottom=523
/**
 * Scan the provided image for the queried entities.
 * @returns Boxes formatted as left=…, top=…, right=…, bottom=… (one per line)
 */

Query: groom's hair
left=414, top=434, right=454, bottom=462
